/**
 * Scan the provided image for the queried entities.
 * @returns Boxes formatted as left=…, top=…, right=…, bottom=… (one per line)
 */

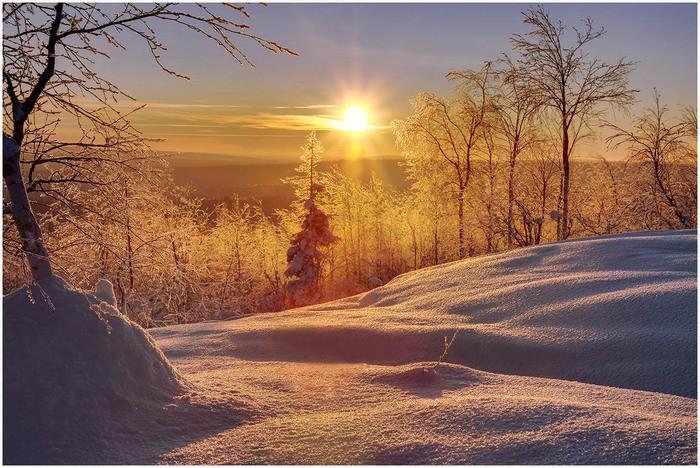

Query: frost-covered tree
left=284, top=133, right=337, bottom=308
left=495, top=56, right=540, bottom=248
left=512, top=5, right=637, bottom=239
left=514, top=140, right=560, bottom=246
left=604, top=90, right=697, bottom=229
left=394, top=63, right=495, bottom=259
left=283, top=131, right=325, bottom=216
left=572, top=157, right=634, bottom=236
left=3, top=3, right=295, bottom=282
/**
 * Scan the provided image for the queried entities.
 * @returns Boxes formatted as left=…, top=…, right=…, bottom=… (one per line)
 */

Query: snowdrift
left=4, top=230, right=696, bottom=464
left=156, top=361, right=696, bottom=464
left=4, top=276, right=257, bottom=464
left=156, top=229, right=697, bottom=398
left=147, top=230, right=696, bottom=464
left=3, top=276, right=188, bottom=463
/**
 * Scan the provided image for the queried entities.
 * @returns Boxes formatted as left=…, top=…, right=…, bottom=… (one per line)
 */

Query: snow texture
left=4, top=276, right=190, bottom=463
left=150, top=229, right=697, bottom=464
left=4, top=230, right=697, bottom=464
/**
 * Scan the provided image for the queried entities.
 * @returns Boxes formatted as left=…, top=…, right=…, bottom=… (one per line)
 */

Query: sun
left=337, top=105, right=369, bottom=131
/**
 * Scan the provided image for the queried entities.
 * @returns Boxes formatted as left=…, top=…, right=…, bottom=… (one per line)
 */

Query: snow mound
left=7, top=231, right=695, bottom=464
left=369, top=362, right=484, bottom=397
left=147, top=231, right=695, bottom=463
left=155, top=359, right=696, bottom=464
left=154, top=230, right=697, bottom=397
left=3, top=276, right=189, bottom=463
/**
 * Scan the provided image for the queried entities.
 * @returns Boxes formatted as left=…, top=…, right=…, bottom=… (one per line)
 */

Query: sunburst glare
left=336, top=105, right=369, bottom=131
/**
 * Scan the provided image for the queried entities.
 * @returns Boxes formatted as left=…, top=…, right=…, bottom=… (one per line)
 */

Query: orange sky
left=74, top=3, right=695, bottom=162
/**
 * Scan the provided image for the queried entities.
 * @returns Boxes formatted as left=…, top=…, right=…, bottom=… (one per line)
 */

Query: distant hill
left=163, top=152, right=283, bottom=167
left=170, top=156, right=409, bottom=213
left=168, top=153, right=664, bottom=215
left=165, top=152, right=405, bottom=167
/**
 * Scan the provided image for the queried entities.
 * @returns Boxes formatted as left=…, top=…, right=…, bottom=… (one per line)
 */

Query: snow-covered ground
left=4, top=230, right=697, bottom=464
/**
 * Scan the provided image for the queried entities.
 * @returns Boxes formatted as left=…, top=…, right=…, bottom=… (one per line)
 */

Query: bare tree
left=3, top=3, right=296, bottom=281
left=495, top=56, right=540, bottom=248
left=446, top=63, right=496, bottom=257
left=682, top=106, right=697, bottom=138
left=394, top=63, right=494, bottom=259
left=473, top=116, right=501, bottom=253
left=511, top=5, right=637, bottom=239
left=604, top=90, right=696, bottom=229
left=512, top=139, right=559, bottom=246
left=572, top=157, right=633, bottom=236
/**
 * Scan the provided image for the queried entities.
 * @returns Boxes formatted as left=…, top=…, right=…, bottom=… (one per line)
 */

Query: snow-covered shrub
left=285, top=196, right=337, bottom=307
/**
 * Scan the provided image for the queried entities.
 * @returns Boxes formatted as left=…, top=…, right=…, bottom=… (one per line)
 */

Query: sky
left=88, top=3, right=697, bottom=161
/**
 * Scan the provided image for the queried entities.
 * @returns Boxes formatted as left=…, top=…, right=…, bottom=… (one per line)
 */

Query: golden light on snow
left=336, top=105, right=369, bottom=131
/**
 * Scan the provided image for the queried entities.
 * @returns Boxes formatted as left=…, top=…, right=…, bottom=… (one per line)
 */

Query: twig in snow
left=430, top=330, right=458, bottom=371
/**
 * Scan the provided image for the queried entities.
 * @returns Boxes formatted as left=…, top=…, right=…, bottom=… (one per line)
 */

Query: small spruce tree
left=284, top=132, right=338, bottom=308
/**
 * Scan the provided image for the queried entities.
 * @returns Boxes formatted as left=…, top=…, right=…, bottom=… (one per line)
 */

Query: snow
left=94, top=278, right=118, bottom=307
left=3, top=276, right=188, bottom=464
left=285, top=197, right=337, bottom=307
left=4, top=230, right=697, bottom=464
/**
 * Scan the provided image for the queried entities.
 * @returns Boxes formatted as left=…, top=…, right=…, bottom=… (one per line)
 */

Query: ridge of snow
left=155, top=229, right=697, bottom=398
left=3, top=275, right=189, bottom=463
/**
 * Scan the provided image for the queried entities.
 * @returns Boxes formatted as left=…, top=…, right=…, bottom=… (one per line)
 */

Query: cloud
left=137, top=102, right=251, bottom=109
left=218, top=113, right=340, bottom=130
left=134, top=101, right=339, bottom=111
left=269, top=104, right=340, bottom=109
left=136, top=109, right=393, bottom=134
left=73, top=98, right=339, bottom=112
left=135, top=109, right=341, bottom=131
left=146, top=132, right=302, bottom=138
left=123, top=100, right=389, bottom=134
left=137, top=123, right=228, bottom=128
left=124, top=101, right=350, bottom=132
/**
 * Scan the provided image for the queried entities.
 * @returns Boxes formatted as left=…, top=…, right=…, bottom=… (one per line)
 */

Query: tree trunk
left=457, top=188, right=465, bottom=259
left=3, top=135, right=52, bottom=280
left=409, top=223, right=418, bottom=269
left=486, top=157, right=496, bottom=253
left=536, top=179, right=547, bottom=245
left=123, top=183, right=134, bottom=290
left=652, top=164, right=693, bottom=229
left=432, top=219, right=439, bottom=266
left=2, top=4, right=62, bottom=283
left=561, top=123, right=571, bottom=239
left=507, top=137, right=519, bottom=249
left=508, top=176, right=513, bottom=249
left=507, top=164, right=515, bottom=249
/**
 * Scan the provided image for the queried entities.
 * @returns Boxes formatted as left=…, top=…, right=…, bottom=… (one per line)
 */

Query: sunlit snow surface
left=5, top=230, right=697, bottom=464
left=151, top=230, right=697, bottom=464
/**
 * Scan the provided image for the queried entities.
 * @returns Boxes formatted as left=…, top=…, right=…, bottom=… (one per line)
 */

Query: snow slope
left=150, top=229, right=696, bottom=464
left=4, top=230, right=697, bottom=464
left=158, top=229, right=698, bottom=398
